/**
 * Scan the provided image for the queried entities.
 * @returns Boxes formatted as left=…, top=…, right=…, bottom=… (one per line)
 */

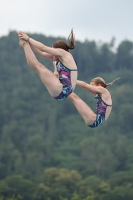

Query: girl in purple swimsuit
left=68, top=77, right=120, bottom=128
left=18, top=29, right=77, bottom=100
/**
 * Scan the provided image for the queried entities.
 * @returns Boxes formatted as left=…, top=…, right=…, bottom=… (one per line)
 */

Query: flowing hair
left=52, top=29, right=75, bottom=52
left=91, top=77, right=121, bottom=88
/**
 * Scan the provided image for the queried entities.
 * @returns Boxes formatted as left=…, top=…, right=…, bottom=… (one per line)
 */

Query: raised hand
left=18, top=31, right=29, bottom=41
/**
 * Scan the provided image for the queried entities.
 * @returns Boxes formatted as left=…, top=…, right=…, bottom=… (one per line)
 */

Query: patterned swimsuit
left=54, top=60, right=77, bottom=100
left=89, top=94, right=112, bottom=128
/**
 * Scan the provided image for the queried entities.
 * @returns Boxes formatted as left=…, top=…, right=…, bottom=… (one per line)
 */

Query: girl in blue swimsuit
left=68, top=77, right=120, bottom=128
left=18, top=29, right=77, bottom=100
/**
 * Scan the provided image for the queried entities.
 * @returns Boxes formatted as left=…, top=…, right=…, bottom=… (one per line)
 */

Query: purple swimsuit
left=89, top=94, right=112, bottom=128
left=54, top=60, right=77, bottom=100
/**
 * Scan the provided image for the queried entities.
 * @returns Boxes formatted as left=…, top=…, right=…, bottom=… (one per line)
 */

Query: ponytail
left=67, top=29, right=76, bottom=50
left=52, top=29, right=76, bottom=52
left=91, top=77, right=121, bottom=88
left=106, top=77, right=121, bottom=87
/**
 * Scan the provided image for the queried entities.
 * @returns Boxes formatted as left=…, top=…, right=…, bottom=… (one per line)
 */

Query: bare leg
left=68, top=92, right=96, bottom=125
left=19, top=40, right=62, bottom=97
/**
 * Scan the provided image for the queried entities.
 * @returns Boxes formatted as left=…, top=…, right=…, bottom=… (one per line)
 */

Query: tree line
left=0, top=31, right=133, bottom=200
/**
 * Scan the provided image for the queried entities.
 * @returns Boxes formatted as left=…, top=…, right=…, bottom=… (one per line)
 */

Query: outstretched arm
left=30, top=44, right=53, bottom=60
left=77, top=80, right=105, bottom=94
left=18, top=31, right=65, bottom=57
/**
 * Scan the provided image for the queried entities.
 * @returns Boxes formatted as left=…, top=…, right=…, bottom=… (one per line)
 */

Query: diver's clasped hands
left=18, top=31, right=29, bottom=41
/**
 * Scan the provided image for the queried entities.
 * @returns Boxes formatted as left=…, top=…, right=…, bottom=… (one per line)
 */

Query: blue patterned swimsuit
left=89, top=94, right=112, bottom=128
left=54, top=60, right=77, bottom=100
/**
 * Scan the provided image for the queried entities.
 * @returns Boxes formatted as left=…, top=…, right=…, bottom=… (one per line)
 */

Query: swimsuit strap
left=70, top=69, right=77, bottom=71
left=95, top=94, right=112, bottom=106
left=56, top=60, right=77, bottom=71
left=70, top=58, right=78, bottom=71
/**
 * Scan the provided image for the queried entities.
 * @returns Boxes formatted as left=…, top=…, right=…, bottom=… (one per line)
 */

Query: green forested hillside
left=0, top=31, right=133, bottom=200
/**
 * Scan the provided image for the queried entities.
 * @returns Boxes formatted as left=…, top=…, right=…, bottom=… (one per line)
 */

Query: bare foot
left=19, top=39, right=27, bottom=48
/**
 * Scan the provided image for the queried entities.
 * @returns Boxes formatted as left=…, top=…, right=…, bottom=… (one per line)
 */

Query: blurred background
left=1, top=0, right=133, bottom=47
left=0, top=1, right=133, bottom=200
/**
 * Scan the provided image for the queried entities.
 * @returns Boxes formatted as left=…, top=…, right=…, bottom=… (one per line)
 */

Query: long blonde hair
left=90, top=77, right=121, bottom=88
left=52, top=29, right=75, bottom=52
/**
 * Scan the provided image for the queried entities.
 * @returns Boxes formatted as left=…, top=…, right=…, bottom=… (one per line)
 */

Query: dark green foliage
left=0, top=31, right=133, bottom=200
left=116, top=40, right=133, bottom=70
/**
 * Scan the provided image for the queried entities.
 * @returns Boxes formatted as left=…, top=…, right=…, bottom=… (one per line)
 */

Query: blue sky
left=1, top=0, right=133, bottom=47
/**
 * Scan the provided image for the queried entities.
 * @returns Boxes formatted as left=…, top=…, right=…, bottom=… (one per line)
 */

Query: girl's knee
left=69, top=92, right=80, bottom=100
